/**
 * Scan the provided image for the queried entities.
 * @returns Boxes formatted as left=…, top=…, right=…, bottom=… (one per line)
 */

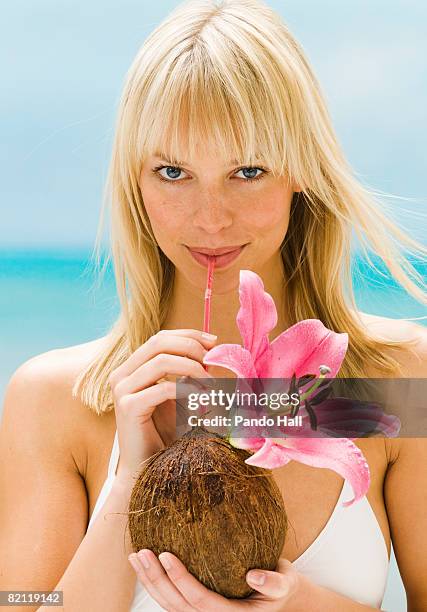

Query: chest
left=273, top=438, right=391, bottom=562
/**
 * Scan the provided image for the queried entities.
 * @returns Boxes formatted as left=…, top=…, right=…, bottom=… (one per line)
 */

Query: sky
left=1, top=0, right=426, bottom=248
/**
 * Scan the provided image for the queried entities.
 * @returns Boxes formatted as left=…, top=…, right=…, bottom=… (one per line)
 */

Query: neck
left=163, top=251, right=290, bottom=344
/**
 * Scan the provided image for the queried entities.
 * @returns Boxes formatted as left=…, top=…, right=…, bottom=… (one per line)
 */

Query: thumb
left=246, top=558, right=299, bottom=600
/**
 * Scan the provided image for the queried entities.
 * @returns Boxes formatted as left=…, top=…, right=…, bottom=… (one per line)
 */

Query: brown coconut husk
left=127, top=426, right=288, bottom=599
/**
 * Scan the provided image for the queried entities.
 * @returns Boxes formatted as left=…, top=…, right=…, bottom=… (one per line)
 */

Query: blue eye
left=235, top=167, right=265, bottom=182
left=155, top=166, right=188, bottom=181
left=152, top=165, right=267, bottom=184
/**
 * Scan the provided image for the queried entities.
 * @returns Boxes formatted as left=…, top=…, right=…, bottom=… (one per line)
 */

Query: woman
left=1, top=0, right=426, bottom=610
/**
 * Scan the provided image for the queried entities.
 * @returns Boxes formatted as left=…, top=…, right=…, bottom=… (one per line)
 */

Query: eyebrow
left=152, top=151, right=260, bottom=166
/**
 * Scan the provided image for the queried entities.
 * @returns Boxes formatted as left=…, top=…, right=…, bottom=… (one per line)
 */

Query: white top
left=86, top=430, right=390, bottom=610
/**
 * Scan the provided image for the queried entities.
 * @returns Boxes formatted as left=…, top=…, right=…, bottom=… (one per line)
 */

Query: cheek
left=248, top=195, right=291, bottom=231
left=143, top=197, right=187, bottom=233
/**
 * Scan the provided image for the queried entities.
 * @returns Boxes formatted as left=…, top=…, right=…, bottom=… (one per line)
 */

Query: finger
left=111, top=329, right=217, bottom=382
left=129, top=551, right=195, bottom=612
left=115, top=380, right=176, bottom=428
left=161, top=328, right=218, bottom=349
left=118, top=360, right=213, bottom=411
left=117, top=350, right=213, bottom=397
left=128, top=553, right=172, bottom=611
left=158, top=552, right=232, bottom=611
left=246, top=558, right=298, bottom=601
left=175, top=377, right=214, bottom=398
left=119, top=377, right=209, bottom=410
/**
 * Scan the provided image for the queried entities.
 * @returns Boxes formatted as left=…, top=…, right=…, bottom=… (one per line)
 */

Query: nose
left=191, top=192, right=233, bottom=234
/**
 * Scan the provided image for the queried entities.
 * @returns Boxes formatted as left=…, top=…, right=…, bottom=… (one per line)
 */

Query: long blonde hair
left=72, top=0, right=426, bottom=415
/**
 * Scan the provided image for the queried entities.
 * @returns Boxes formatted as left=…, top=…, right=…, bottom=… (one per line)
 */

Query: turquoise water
left=0, top=248, right=426, bottom=402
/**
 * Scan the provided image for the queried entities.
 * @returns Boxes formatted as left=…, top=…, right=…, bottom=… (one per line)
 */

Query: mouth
left=185, top=244, right=248, bottom=269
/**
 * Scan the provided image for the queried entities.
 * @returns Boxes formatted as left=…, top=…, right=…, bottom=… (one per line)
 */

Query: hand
left=108, top=329, right=217, bottom=484
left=128, top=549, right=302, bottom=611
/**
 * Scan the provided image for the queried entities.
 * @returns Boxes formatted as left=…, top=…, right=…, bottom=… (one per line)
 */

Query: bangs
left=136, top=38, right=290, bottom=177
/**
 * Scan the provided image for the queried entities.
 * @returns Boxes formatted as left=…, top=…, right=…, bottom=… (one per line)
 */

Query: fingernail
left=202, top=332, right=217, bottom=340
left=159, top=553, right=172, bottom=570
left=137, top=550, right=150, bottom=569
left=248, top=571, right=265, bottom=585
left=128, top=554, right=141, bottom=572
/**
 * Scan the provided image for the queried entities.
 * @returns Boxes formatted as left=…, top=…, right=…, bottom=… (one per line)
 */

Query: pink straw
left=202, top=256, right=215, bottom=376
left=203, top=255, right=215, bottom=333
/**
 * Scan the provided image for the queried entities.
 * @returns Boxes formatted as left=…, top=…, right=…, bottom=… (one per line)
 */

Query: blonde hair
left=72, top=0, right=426, bottom=415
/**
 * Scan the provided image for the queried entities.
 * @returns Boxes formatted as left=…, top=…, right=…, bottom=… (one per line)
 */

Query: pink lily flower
left=202, top=269, right=371, bottom=507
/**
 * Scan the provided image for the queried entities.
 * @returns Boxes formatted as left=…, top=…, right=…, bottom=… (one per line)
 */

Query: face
left=139, top=147, right=299, bottom=294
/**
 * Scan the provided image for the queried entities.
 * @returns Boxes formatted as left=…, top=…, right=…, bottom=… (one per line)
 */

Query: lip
left=186, top=244, right=247, bottom=269
left=185, top=245, right=245, bottom=255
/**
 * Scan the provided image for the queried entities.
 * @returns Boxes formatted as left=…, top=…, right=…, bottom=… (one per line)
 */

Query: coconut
left=127, top=426, right=288, bottom=599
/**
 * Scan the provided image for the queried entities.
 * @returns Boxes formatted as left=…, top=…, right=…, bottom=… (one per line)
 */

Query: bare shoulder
left=356, top=310, right=427, bottom=376
left=0, top=337, right=116, bottom=590
left=3, top=335, right=114, bottom=477
left=17, top=334, right=111, bottom=379
left=352, top=311, right=427, bottom=465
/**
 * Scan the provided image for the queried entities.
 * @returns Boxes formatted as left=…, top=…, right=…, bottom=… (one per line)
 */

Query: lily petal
left=236, top=270, right=277, bottom=365
left=246, top=436, right=370, bottom=507
left=228, top=437, right=265, bottom=451
left=203, top=344, right=257, bottom=378
left=256, top=319, right=348, bottom=378
left=312, top=399, right=402, bottom=438
left=244, top=438, right=293, bottom=469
